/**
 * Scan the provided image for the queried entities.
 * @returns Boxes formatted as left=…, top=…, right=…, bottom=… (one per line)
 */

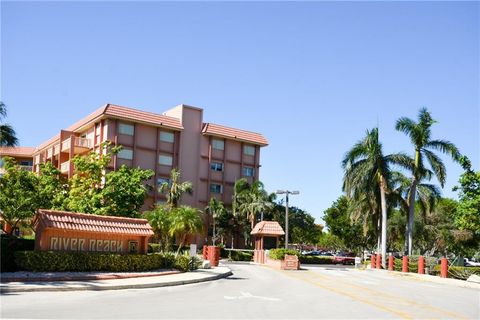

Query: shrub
left=299, top=256, right=334, bottom=264
left=173, top=254, right=201, bottom=272
left=14, top=251, right=187, bottom=272
left=268, top=248, right=299, bottom=260
left=430, top=265, right=480, bottom=280
left=1, top=236, right=35, bottom=272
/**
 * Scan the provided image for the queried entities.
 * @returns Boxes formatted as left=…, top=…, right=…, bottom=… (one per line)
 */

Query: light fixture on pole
left=276, top=190, right=299, bottom=249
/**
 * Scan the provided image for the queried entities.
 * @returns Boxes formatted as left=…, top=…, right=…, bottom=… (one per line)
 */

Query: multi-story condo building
left=1, top=104, right=268, bottom=243
left=0, top=147, right=35, bottom=176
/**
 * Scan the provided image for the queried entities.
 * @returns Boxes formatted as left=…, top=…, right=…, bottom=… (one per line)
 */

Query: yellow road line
left=279, top=271, right=414, bottom=319
left=306, top=270, right=469, bottom=319
left=277, top=269, right=470, bottom=320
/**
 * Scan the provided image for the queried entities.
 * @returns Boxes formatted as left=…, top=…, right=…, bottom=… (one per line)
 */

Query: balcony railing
left=46, top=149, right=53, bottom=159
left=61, top=137, right=92, bottom=153
left=60, top=161, right=70, bottom=173
left=53, top=144, right=61, bottom=156
left=19, top=165, right=33, bottom=172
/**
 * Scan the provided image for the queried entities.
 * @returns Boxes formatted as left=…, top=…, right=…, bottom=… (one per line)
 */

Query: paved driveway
left=1, top=263, right=479, bottom=319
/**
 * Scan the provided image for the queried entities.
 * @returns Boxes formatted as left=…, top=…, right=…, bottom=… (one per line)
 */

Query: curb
left=0, top=269, right=233, bottom=293
left=0, top=270, right=181, bottom=283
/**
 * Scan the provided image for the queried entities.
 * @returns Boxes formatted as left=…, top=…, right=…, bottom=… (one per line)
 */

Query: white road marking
left=224, top=291, right=281, bottom=301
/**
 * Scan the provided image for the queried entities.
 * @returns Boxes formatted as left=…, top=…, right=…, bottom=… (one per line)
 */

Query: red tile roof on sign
left=0, top=146, right=35, bottom=157
left=202, top=123, right=268, bottom=146
left=34, top=209, right=154, bottom=236
left=37, top=104, right=184, bottom=151
left=251, top=221, right=285, bottom=236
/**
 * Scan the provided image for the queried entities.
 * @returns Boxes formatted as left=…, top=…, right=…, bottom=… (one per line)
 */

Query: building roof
left=34, top=209, right=154, bottom=236
left=202, top=123, right=269, bottom=146
left=0, top=146, right=35, bottom=157
left=37, top=104, right=184, bottom=151
left=251, top=221, right=285, bottom=236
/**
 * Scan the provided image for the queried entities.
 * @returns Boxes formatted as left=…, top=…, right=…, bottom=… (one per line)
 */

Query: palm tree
left=236, top=180, right=273, bottom=229
left=395, top=108, right=460, bottom=255
left=158, top=168, right=193, bottom=208
left=144, top=205, right=172, bottom=252
left=342, top=127, right=410, bottom=268
left=169, top=206, right=203, bottom=256
left=205, top=197, right=226, bottom=246
left=0, top=102, right=18, bottom=147
left=389, top=171, right=441, bottom=253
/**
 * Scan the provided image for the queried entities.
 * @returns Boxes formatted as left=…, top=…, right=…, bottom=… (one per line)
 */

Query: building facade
left=1, top=103, right=268, bottom=243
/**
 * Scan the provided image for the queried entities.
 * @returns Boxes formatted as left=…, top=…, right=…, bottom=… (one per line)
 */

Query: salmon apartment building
left=0, top=103, right=268, bottom=242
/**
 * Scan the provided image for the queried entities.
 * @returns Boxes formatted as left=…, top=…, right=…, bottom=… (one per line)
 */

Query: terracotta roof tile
left=35, top=209, right=154, bottom=236
left=0, top=146, right=35, bottom=157
left=202, top=123, right=268, bottom=146
left=251, top=221, right=285, bottom=236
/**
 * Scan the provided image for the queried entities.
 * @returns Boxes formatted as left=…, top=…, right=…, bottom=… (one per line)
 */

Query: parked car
left=464, top=258, right=480, bottom=267
left=334, top=252, right=356, bottom=265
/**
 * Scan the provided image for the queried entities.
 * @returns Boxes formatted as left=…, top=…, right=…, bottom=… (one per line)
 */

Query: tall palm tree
left=343, top=127, right=410, bottom=268
left=0, top=102, right=18, bottom=147
left=389, top=171, right=441, bottom=253
left=158, top=168, right=193, bottom=208
left=205, top=197, right=226, bottom=246
left=169, top=206, right=203, bottom=256
left=395, top=108, right=460, bottom=255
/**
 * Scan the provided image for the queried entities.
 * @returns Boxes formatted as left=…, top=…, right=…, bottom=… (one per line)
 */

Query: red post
left=388, top=256, right=394, bottom=271
left=370, top=254, right=376, bottom=269
left=376, top=254, right=382, bottom=269
left=440, top=258, right=448, bottom=278
left=418, top=256, right=425, bottom=274
left=402, top=256, right=409, bottom=272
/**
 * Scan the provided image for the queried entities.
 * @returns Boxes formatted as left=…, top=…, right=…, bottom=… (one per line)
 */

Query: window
left=210, top=183, right=223, bottom=194
left=159, top=131, right=174, bottom=143
left=244, top=145, right=255, bottom=156
left=243, top=166, right=254, bottom=177
left=20, top=160, right=33, bottom=166
left=118, top=148, right=133, bottom=160
left=210, top=162, right=223, bottom=172
left=118, top=122, right=134, bottom=136
left=212, top=139, right=224, bottom=150
left=158, top=154, right=173, bottom=166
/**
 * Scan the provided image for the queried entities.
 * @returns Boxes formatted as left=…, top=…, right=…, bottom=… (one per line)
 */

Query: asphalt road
left=1, top=263, right=479, bottom=319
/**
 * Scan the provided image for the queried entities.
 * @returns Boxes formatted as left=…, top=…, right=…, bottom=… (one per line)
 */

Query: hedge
left=220, top=248, right=253, bottom=261
left=299, top=256, right=334, bottom=264
left=1, top=236, right=35, bottom=272
left=13, top=251, right=199, bottom=272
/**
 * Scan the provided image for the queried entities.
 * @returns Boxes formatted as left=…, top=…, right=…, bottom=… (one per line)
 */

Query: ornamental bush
left=268, top=248, right=299, bottom=260
left=14, top=251, right=190, bottom=272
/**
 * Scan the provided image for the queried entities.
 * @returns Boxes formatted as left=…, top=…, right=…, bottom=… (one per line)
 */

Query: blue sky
left=2, top=1, right=479, bottom=225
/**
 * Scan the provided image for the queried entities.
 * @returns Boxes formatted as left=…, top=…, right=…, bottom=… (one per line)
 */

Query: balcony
left=60, top=161, right=70, bottom=174
left=53, top=144, right=61, bottom=156
left=46, top=148, right=53, bottom=159
left=61, top=137, right=92, bottom=154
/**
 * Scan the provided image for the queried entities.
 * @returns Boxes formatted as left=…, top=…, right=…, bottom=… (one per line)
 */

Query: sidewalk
left=0, top=266, right=232, bottom=293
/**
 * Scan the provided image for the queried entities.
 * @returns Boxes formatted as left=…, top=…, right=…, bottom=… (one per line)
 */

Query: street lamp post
left=276, top=190, right=299, bottom=249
